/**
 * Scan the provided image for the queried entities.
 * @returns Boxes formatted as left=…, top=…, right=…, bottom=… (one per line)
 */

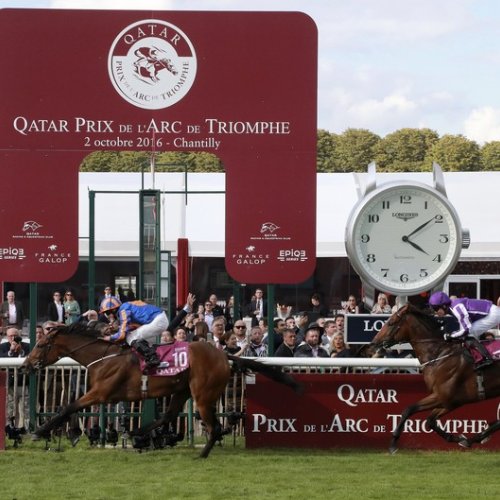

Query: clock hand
left=401, top=236, right=429, bottom=255
left=405, top=216, right=437, bottom=239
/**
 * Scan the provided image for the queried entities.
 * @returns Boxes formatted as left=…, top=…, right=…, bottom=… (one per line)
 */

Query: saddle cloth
left=466, top=340, right=500, bottom=364
left=137, top=341, right=190, bottom=376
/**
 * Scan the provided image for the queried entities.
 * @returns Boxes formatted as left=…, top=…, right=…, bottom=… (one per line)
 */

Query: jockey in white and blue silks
left=429, top=292, right=500, bottom=340
left=100, top=298, right=169, bottom=370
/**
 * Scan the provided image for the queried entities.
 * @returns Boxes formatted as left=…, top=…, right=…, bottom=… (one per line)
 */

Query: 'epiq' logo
left=108, top=19, right=197, bottom=110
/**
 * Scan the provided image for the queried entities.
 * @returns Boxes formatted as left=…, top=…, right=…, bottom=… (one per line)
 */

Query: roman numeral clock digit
left=345, top=164, right=470, bottom=307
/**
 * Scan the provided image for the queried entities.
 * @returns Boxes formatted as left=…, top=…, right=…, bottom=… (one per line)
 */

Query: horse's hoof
left=481, top=436, right=491, bottom=445
left=458, top=436, right=470, bottom=448
left=388, top=446, right=398, bottom=455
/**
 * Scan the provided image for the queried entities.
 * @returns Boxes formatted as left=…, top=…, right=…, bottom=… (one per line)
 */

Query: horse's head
left=372, top=304, right=412, bottom=349
left=22, top=326, right=64, bottom=373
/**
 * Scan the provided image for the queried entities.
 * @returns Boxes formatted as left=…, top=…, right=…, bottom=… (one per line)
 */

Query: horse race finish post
left=0, top=9, right=317, bottom=286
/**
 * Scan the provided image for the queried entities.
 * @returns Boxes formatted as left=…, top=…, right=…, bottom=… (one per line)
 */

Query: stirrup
left=474, top=359, right=494, bottom=371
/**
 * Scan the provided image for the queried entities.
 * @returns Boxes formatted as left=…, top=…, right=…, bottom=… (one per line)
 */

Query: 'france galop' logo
left=108, top=19, right=197, bottom=110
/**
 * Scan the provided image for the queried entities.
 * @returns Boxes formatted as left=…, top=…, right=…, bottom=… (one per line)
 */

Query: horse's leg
left=196, top=402, right=223, bottom=459
left=389, top=393, right=441, bottom=454
left=461, top=419, right=500, bottom=448
left=135, top=389, right=191, bottom=437
left=35, top=390, right=98, bottom=438
left=426, top=409, right=464, bottom=445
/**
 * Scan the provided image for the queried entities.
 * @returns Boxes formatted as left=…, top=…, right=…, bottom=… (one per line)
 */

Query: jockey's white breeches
left=126, top=312, right=169, bottom=345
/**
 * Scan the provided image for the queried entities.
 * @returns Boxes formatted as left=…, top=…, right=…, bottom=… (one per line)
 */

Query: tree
left=429, top=135, right=481, bottom=171
left=374, top=128, right=438, bottom=172
left=333, top=128, right=380, bottom=172
left=317, top=129, right=339, bottom=172
left=480, top=141, right=500, bottom=171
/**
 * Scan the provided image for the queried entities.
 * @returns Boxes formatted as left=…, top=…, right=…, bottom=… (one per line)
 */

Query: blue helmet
left=99, top=297, right=121, bottom=314
left=429, top=291, right=451, bottom=309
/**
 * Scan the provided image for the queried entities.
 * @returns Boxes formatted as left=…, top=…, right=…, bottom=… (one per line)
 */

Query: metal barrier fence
left=0, top=357, right=421, bottom=445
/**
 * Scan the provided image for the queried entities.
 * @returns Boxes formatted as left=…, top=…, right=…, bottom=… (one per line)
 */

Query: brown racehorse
left=22, top=324, right=300, bottom=458
left=371, top=303, right=500, bottom=453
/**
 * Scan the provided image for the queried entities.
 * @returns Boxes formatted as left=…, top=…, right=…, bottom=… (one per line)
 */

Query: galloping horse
left=22, top=324, right=300, bottom=458
left=372, top=303, right=500, bottom=453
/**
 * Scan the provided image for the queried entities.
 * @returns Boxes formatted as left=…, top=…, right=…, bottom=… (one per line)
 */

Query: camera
left=14, top=336, right=23, bottom=343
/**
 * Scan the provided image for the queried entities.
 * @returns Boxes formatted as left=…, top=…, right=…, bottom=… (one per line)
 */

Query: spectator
left=311, top=293, right=329, bottom=317
left=223, top=295, right=236, bottom=330
left=161, top=330, right=175, bottom=344
left=274, top=328, right=297, bottom=357
left=174, top=327, right=188, bottom=342
left=222, top=332, right=246, bottom=356
left=203, top=300, right=215, bottom=331
left=321, top=320, right=337, bottom=353
left=96, top=285, right=115, bottom=310
left=330, top=332, right=354, bottom=358
left=343, top=295, right=360, bottom=314
left=371, top=293, right=391, bottom=314
left=243, top=326, right=267, bottom=357
left=193, top=320, right=209, bottom=342
left=0, top=327, right=30, bottom=428
left=208, top=293, right=224, bottom=318
left=247, top=288, right=267, bottom=327
left=295, top=311, right=310, bottom=344
left=259, top=317, right=268, bottom=339
left=334, top=313, right=345, bottom=335
left=63, top=290, right=81, bottom=325
left=480, top=331, right=496, bottom=341
left=1, top=290, right=24, bottom=331
left=210, top=317, right=226, bottom=348
left=232, top=320, right=248, bottom=348
left=47, top=290, right=65, bottom=323
left=285, top=316, right=299, bottom=334
left=276, top=302, right=292, bottom=320
left=294, top=326, right=329, bottom=358
left=35, top=324, right=45, bottom=343
left=266, top=318, right=286, bottom=351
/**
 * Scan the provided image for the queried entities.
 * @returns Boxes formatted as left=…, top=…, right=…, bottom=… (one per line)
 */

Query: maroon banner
left=0, top=9, right=317, bottom=284
left=246, top=374, right=500, bottom=450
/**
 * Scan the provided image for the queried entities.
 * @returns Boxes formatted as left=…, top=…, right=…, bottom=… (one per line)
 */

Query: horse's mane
left=54, top=322, right=104, bottom=339
left=406, top=304, right=443, bottom=337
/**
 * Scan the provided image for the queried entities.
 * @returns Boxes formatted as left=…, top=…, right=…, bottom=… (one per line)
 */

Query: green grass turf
left=1, top=438, right=499, bottom=499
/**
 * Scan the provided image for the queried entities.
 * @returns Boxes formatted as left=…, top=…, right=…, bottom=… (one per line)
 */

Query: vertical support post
left=233, top=282, right=241, bottom=324
left=28, top=282, right=37, bottom=431
left=267, top=284, right=275, bottom=356
left=88, top=191, right=96, bottom=309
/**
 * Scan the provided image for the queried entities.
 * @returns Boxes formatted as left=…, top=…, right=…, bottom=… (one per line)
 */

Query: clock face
left=345, top=182, right=462, bottom=294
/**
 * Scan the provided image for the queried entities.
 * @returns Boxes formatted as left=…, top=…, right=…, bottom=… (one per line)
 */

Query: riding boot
left=131, top=339, right=160, bottom=369
left=470, top=338, right=494, bottom=371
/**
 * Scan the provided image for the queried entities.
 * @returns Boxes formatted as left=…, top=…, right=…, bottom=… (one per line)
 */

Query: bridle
left=33, top=330, right=106, bottom=370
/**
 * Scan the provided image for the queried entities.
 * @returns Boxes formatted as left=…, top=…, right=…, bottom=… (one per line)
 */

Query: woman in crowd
left=63, top=290, right=81, bottom=325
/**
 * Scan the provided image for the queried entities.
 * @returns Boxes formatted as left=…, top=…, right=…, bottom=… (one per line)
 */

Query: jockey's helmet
left=99, top=297, right=122, bottom=314
left=428, top=291, right=451, bottom=310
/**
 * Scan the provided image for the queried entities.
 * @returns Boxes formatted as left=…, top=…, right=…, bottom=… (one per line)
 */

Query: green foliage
left=3, top=440, right=500, bottom=499
left=79, top=128, right=495, bottom=173
left=480, top=141, right=500, bottom=171
left=333, top=128, right=380, bottom=172
left=429, top=134, right=482, bottom=171
left=374, top=128, right=439, bottom=172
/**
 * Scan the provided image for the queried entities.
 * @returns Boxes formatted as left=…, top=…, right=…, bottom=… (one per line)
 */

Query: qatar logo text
left=108, top=19, right=197, bottom=110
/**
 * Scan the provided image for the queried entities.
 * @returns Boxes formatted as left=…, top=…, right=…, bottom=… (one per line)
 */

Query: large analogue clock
left=345, top=180, right=469, bottom=295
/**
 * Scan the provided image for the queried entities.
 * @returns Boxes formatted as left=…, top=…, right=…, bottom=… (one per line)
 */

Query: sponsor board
left=246, top=374, right=500, bottom=449
left=0, top=10, right=317, bottom=283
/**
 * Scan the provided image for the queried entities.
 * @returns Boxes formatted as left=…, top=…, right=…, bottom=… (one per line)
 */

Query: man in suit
left=1, top=290, right=24, bottom=332
left=0, top=327, right=30, bottom=357
left=247, top=288, right=267, bottom=327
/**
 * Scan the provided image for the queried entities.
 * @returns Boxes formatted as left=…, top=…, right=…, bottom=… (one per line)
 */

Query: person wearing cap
left=429, top=291, right=500, bottom=369
left=99, top=296, right=167, bottom=370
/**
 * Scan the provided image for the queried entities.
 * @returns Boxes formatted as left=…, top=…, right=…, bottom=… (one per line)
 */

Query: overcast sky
left=3, top=0, right=500, bottom=143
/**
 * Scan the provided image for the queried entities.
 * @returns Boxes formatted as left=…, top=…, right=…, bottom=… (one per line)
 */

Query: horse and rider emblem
left=133, top=46, right=178, bottom=84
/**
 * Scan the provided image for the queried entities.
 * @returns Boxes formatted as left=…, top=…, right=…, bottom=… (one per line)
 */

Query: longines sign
left=246, top=375, right=500, bottom=450
left=0, top=9, right=317, bottom=283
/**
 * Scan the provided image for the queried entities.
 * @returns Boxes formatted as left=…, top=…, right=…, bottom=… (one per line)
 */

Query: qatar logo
left=108, top=19, right=197, bottom=110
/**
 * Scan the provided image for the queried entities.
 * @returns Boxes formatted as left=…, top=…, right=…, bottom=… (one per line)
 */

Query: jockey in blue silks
left=429, top=291, right=500, bottom=369
left=100, top=298, right=169, bottom=370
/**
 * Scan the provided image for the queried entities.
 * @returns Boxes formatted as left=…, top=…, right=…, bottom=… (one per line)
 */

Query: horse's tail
left=226, top=354, right=302, bottom=394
